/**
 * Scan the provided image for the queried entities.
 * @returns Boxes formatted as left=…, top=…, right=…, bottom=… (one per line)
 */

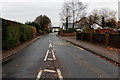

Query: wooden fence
left=76, top=32, right=120, bottom=49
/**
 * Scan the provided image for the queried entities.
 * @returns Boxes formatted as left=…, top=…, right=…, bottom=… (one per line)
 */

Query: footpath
left=1, top=35, right=42, bottom=62
left=58, top=35, right=120, bottom=64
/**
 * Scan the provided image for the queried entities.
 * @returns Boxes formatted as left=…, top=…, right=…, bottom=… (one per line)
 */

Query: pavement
left=58, top=35, right=120, bottom=64
left=2, top=33, right=119, bottom=79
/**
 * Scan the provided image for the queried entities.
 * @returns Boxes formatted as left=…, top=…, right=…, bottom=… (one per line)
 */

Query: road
left=2, top=33, right=119, bottom=79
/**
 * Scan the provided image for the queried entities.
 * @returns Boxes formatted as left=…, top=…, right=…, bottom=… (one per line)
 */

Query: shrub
left=20, top=25, right=32, bottom=42
left=2, top=19, right=21, bottom=49
left=2, top=18, right=36, bottom=50
left=31, top=26, right=36, bottom=38
left=83, top=27, right=94, bottom=33
left=59, top=28, right=63, bottom=32
left=39, top=30, right=43, bottom=35
left=64, top=28, right=77, bottom=33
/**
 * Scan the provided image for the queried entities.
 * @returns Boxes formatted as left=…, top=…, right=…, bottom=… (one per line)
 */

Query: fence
left=77, top=32, right=120, bottom=49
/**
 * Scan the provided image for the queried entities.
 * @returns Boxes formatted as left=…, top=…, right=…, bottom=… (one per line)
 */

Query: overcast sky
left=0, top=0, right=119, bottom=26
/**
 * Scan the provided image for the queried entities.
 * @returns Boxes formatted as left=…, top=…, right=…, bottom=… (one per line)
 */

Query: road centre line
left=44, top=50, right=49, bottom=61
left=49, top=43, right=52, bottom=48
left=36, top=70, right=42, bottom=80
left=53, top=48, right=55, bottom=50
left=47, top=58, right=53, bottom=61
left=44, top=69, right=56, bottom=73
left=49, top=40, right=51, bottom=43
left=52, top=50, right=56, bottom=60
left=57, top=69, right=63, bottom=80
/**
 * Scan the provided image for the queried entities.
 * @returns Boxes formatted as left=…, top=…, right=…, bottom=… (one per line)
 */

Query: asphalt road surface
left=2, top=33, right=119, bottom=79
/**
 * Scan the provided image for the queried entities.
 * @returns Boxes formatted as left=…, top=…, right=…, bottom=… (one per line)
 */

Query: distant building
left=62, top=23, right=83, bottom=31
left=91, top=23, right=102, bottom=29
left=52, top=27, right=59, bottom=32
left=62, top=23, right=80, bottom=29
left=75, top=17, right=89, bottom=28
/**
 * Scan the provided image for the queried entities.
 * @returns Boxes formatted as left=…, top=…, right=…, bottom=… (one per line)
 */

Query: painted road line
left=36, top=70, right=42, bottom=80
left=53, top=48, right=55, bottom=51
left=77, top=47, right=84, bottom=50
left=52, top=50, right=56, bottom=60
left=49, top=40, right=51, bottom=43
left=57, top=69, right=63, bottom=80
left=44, top=50, right=49, bottom=61
left=49, top=43, right=52, bottom=48
left=74, top=45, right=84, bottom=50
left=44, top=69, right=56, bottom=73
left=47, top=58, right=53, bottom=61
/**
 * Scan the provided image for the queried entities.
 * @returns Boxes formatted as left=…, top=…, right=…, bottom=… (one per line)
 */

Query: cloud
left=1, top=1, right=118, bottom=26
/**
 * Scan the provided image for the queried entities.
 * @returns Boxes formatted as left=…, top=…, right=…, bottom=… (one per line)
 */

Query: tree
left=60, top=0, right=87, bottom=29
left=91, top=8, right=117, bottom=27
left=60, top=2, right=71, bottom=29
left=69, top=0, right=87, bottom=28
left=34, top=15, right=51, bottom=31
left=25, top=21, right=40, bottom=35
left=106, top=18, right=116, bottom=27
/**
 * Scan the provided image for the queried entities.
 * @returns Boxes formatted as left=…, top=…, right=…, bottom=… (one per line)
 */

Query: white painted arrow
left=49, top=43, right=52, bottom=48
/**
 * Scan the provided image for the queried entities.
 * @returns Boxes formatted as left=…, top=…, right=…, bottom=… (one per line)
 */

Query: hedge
left=2, top=18, right=36, bottom=50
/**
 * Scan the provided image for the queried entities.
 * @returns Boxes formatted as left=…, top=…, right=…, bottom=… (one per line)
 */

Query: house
left=75, top=17, right=89, bottom=28
left=52, top=27, right=60, bottom=32
left=62, top=23, right=83, bottom=31
left=91, top=23, right=102, bottom=29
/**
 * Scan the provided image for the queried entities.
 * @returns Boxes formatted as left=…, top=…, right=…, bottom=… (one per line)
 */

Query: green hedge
left=63, top=28, right=77, bottom=33
left=2, top=18, right=36, bottom=50
left=20, top=25, right=32, bottom=42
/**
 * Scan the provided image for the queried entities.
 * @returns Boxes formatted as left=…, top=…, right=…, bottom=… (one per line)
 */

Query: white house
left=91, top=23, right=102, bottom=29
left=62, top=23, right=83, bottom=31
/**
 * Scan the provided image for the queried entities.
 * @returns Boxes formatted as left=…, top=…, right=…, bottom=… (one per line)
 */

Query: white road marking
left=44, top=50, right=49, bottom=61
left=44, top=69, right=56, bottom=73
left=49, top=43, right=53, bottom=47
left=36, top=70, right=42, bottom=80
left=47, top=58, right=53, bottom=61
left=57, top=69, right=63, bottom=80
left=78, top=47, right=84, bottom=50
left=53, top=48, right=55, bottom=50
left=49, top=40, right=51, bottom=43
left=52, top=50, right=56, bottom=60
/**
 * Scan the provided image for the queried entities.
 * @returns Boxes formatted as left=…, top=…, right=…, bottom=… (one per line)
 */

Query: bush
left=64, top=28, right=77, bottom=33
left=31, top=26, right=36, bottom=38
left=20, top=25, right=32, bottom=42
left=2, top=18, right=36, bottom=50
left=39, top=30, right=43, bottom=35
left=59, top=28, right=63, bottom=32
left=83, top=27, right=94, bottom=33
left=2, top=19, right=21, bottom=49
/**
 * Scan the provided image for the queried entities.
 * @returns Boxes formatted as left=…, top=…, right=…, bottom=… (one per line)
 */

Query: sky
left=0, top=0, right=119, bottom=26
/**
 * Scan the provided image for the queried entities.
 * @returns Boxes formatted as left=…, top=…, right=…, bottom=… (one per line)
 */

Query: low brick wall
left=59, top=32, right=76, bottom=37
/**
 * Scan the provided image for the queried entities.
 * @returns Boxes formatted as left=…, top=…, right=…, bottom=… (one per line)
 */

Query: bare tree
left=69, top=0, right=87, bottom=28
left=59, top=2, right=71, bottom=29
left=91, top=8, right=116, bottom=27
